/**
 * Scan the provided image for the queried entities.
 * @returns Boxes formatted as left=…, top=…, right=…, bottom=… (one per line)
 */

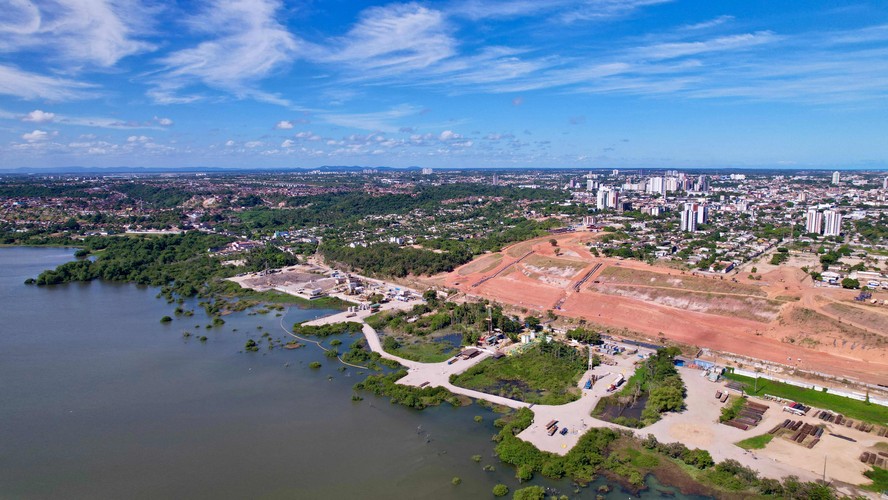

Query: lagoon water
left=0, top=247, right=710, bottom=499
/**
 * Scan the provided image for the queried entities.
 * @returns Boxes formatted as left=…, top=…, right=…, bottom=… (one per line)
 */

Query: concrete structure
left=823, top=210, right=842, bottom=236
left=805, top=208, right=823, bottom=235
left=832, top=171, right=841, bottom=185
left=596, top=188, right=619, bottom=211
left=681, top=208, right=697, bottom=232
left=647, top=176, right=665, bottom=196
left=696, top=204, right=709, bottom=224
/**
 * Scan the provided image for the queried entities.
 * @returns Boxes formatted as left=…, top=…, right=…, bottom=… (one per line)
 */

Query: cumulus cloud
left=22, top=110, right=56, bottom=123
left=294, top=131, right=321, bottom=141
left=22, top=129, right=50, bottom=142
left=439, top=130, right=462, bottom=141
left=225, top=139, right=236, bottom=146
left=154, top=116, right=174, bottom=126
left=275, top=120, right=294, bottom=129
left=127, top=135, right=150, bottom=142
left=281, top=139, right=295, bottom=147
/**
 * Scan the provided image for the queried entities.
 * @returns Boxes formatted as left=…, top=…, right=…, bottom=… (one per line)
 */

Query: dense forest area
left=320, top=242, right=470, bottom=277
left=321, top=217, right=557, bottom=277
left=29, top=233, right=234, bottom=298
left=237, top=184, right=559, bottom=230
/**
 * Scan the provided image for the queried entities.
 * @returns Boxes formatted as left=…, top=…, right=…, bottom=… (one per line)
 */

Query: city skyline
left=2, top=1, right=888, bottom=169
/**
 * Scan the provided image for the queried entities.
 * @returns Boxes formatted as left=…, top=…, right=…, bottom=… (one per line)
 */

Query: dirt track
left=429, top=232, right=888, bottom=385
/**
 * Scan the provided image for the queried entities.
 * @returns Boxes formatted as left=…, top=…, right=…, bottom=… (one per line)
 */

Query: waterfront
left=0, top=247, right=709, bottom=499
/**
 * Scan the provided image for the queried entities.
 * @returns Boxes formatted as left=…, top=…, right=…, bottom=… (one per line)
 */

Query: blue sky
left=1, top=0, right=887, bottom=169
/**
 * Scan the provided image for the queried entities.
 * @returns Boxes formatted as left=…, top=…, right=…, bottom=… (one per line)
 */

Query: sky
left=1, top=0, right=888, bottom=170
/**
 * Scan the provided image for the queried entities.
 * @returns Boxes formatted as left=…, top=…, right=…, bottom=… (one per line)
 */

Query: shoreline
left=302, top=304, right=880, bottom=498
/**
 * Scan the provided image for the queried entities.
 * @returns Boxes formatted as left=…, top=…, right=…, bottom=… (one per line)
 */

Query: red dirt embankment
left=432, top=232, right=888, bottom=385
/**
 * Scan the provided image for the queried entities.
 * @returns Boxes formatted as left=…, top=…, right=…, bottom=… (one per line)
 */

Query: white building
left=823, top=210, right=842, bottom=236
left=805, top=209, right=823, bottom=235
left=421, top=167, right=433, bottom=175
left=832, top=171, right=840, bottom=185
left=647, top=176, right=665, bottom=196
left=597, top=188, right=619, bottom=210
left=696, top=204, right=709, bottom=224
left=681, top=209, right=697, bottom=232
left=665, top=177, right=679, bottom=192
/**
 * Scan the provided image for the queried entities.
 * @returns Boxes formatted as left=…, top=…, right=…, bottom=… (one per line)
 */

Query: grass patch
left=450, top=342, right=589, bottom=405
left=734, top=433, right=774, bottom=450
left=383, top=334, right=461, bottom=363
left=863, top=466, right=888, bottom=492
left=719, top=396, right=747, bottom=423
left=724, top=372, right=888, bottom=425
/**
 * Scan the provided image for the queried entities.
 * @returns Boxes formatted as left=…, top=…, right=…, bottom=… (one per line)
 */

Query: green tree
left=512, top=485, right=545, bottom=500
left=841, top=278, right=860, bottom=289
left=492, top=484, right=509, bottom=497
left=516, top=464, right=534, bottom=482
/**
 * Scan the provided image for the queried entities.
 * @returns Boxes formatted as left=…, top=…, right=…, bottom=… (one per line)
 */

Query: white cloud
left=316, top=3, right=455, bottom=77
left=0, top=0, right=155, bottom=67
left=558, top=0, right=673, bottom=24
left=281, top=139, right=295, bottom=147
left=275, top=120, right=294, bottom=129
left=127, top=135, right=150, bottom=142
left=320, top=104, right=421, bottom=132
left=294, top=131, right=321, bottom=141
left=439, top=130, right=461, bottom=141
left=154, top=116, right=174, bottom=126
left=22, top=110, right=56, bottom=123
left=0, top=64, right=96, bottom=100
left=225, top=139, right=236, bottom=146
left=681, top=15, right=734, bottom=31
left=244, top=140, right=263, bottom=148
left=153, top=0, right=300, bottom=102
left=639, top=32, right=778, bottom=60
left=22, top=129, right=49, bottom=142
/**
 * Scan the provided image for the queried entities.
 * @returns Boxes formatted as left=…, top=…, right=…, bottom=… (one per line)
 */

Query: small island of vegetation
left=450, top=341, right=594, bottom=405
left=592, top=347, right=686, bottom=428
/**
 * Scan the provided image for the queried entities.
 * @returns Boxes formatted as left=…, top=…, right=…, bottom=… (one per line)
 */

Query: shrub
left=492, top=484, right=509, bottom=497
left=512, top=485, right=545, bottom=500
left=309, top=361, right=322, bottom=369
left=516, top=464, right=534, bottom=482
left=451, top=476, right=461, bottom=486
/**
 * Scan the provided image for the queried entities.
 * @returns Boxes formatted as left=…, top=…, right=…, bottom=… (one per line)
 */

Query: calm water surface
left=0, top=247, right=710, bottom=499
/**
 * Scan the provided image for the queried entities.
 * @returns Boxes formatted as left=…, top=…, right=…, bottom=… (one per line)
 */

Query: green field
left=450, top=342, right=588, bottom=405
left=724, top=372, right=888, bottom=425
left=734, top=434, right=774, bottom=450
left=383, top=335, right=461, bottom=363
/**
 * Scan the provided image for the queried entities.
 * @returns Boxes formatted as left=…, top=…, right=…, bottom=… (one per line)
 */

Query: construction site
left=421, top=231, right=888, bottom=388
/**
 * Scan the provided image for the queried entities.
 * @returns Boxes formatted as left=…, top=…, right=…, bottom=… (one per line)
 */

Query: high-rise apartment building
left=831, top=171, right=840, bottom=184
left=823, top=210, right=842, bottom=237
left=805, top=209, right=823, bottom=234
left=681, top=208, right=697, bottom=232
